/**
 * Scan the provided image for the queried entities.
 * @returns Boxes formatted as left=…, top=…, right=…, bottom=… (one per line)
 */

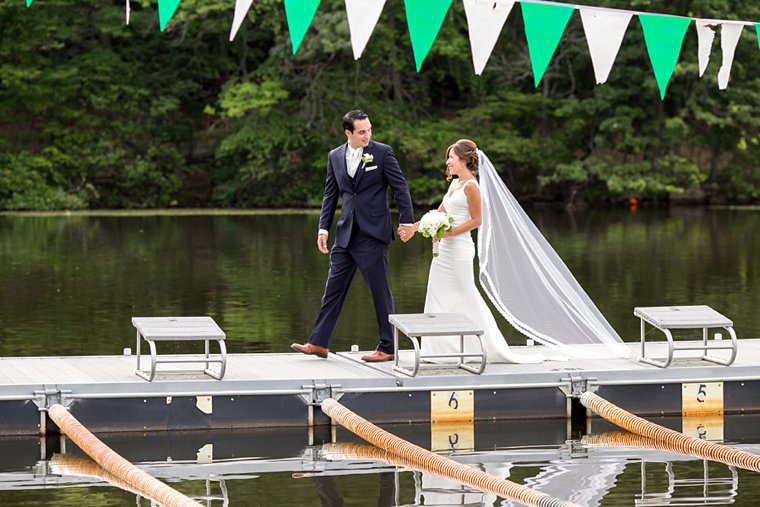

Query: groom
left=291, top=110, right=415, bottom=362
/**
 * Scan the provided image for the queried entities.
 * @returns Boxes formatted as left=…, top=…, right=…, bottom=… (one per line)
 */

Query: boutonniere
left=361, top=153, right=374, bottom=166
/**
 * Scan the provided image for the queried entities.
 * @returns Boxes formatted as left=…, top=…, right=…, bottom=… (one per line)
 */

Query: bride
left=400, top=139, right=629, bottom=362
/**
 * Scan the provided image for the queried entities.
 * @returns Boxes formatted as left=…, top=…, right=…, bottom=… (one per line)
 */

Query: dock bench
left=389, top=313, right=486, bottom=377
left=132, top=316, right=227, bottom=381
left=634, top=305, right=738, bottom=368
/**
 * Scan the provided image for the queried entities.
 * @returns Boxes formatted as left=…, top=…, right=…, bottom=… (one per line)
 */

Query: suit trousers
left=308, top=227, right=395, bottom=353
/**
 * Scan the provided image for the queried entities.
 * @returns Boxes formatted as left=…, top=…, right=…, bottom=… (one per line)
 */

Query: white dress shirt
left=346, top=144, right=363, bottom=179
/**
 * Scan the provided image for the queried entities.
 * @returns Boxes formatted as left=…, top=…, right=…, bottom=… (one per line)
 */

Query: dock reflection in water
left=2, top=417, right=760, bottom=506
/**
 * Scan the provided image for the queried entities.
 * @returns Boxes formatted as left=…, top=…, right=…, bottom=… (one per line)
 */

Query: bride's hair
left=445, top=139, right=479, bottom=181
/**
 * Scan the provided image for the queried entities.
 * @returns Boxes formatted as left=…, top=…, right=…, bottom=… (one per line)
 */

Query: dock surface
left=2, top=340, right=759, bottom=435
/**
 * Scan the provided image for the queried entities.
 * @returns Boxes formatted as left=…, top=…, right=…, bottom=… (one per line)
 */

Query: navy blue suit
left=309, top=140, right=414, bottom=353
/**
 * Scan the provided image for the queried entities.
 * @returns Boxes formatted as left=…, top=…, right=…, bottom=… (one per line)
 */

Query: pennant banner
left=284, top=0, right=321, bottom=55
left=463, top=0, right=515, bottom=75
left=639, top=14, right=692, bottom=100
left=158, top=0, right=182, bottom=32
left=522, top=1, right=575, bottom=87
left=580, top=7, right=632, bottom=85
left=22, top=0, right=760, bottom=97
left=696, top=20, right=717, bottom=77
left=230, top=0, right=255, bottom=42
left=718, top=23, right=743, bottom=90
left=345, top=0, right=386, bottom=60
left=405, top=0, right=452, bottom=72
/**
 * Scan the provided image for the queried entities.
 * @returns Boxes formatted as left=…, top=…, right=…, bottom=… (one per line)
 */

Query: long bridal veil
left=477, top=150, right=630, bottom=359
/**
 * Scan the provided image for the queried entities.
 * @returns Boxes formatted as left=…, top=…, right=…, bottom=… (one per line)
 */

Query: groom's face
left=345, top=118, right=372, bottom=149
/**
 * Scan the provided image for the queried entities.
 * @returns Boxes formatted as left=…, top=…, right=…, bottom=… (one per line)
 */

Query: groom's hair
left=343, top=110, right=368, bottom=132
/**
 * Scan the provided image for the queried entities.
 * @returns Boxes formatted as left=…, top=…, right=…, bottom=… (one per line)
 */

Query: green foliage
left=1, top=0, right=760, bottom=209
left=0, top=152, right=86, bottom=209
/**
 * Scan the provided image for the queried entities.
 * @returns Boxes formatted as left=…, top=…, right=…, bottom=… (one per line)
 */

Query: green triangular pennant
left=405, top=0, right=452, bottom=72
left=284, top=0, right=321, bottom=55
left=158, top=0, right=181, bottom=32
left=756, top=23, right=760, bottom=50
left=639, top=14, right=692, bottom=99
left=521, top=2, right=575, bottom=87
left=25, top=0, right=32, bottom=6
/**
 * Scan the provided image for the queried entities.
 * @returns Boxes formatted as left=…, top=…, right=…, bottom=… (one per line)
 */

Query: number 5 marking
left=697, top=384, right=707, bottom=403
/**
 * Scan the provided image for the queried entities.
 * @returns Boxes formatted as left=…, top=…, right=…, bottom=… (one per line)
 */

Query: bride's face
left=446, top=152, right=467, bottom=177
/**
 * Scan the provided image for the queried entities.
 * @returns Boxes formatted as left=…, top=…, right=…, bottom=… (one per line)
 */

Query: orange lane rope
left=580, top=391, right=760, bottom=473
left=47, top=404, right=202, bottom=507
left=320, top=398, right=579, bottom=507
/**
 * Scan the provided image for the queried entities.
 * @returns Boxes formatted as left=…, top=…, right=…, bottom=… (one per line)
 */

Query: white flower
left=418, top=210, right=454, bottom=239
left=361, top=153, right=374, bottom=165
left=419, top=210, right=454, bottom=257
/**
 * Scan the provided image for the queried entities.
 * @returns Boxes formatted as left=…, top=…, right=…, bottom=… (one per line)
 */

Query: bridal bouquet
left=418, top=210, right=454, bottom=257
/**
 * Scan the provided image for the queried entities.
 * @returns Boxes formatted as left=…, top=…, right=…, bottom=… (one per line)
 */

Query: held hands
left=317, top=233, right=329, bottom=254
left=398, top=224, right=416, bottom=243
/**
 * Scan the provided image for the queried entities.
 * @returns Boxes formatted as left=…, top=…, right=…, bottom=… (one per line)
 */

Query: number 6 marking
left=449, top=392, right=459, bottom=410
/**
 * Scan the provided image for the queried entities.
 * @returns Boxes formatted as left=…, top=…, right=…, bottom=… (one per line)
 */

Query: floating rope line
left=47, top=404, right=202, bottom=507
left=580, top=392, right=760, bottom=473
left=320, top=398, right=579, bottom=507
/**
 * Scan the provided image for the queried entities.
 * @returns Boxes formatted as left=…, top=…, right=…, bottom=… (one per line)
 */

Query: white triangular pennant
left=696, top=20, right=717, bottom=77
left=345, top=0, right=386, bottom=59
left=463, top=0, right=514, bottom=75
left=579, top=7, right=632, bottom=84
left=718, top=23, right=743, bottom=89
left=230, top=0, right=255, bottom=42
left=126, top=0, right=130, bottom=25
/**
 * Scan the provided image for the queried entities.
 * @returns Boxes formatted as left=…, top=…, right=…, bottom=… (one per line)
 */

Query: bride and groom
left=291, top=110, right=628, bottom=364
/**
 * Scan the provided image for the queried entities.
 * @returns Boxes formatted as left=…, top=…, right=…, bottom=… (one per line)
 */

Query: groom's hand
left=398, top=224, right=415, bottom=243
left=317, top=233, right=329, bottom=254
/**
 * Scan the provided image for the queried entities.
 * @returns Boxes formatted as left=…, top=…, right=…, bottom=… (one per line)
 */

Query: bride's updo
left=445, top=139, right=479, bottom=181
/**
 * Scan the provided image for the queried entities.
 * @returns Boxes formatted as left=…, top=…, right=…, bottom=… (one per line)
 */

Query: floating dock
left=2, top=340, right=760, bottom=436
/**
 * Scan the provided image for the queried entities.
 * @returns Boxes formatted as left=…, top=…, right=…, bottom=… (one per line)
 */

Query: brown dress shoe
left=361, top=350, right=394, bottom=362
left=291, top=343, right=329, bottom=358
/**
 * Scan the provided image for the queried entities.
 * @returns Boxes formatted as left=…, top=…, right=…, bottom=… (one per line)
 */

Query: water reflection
left=1, top=208, right=759, bottom=359
left=3, top=417, right=760, bottom=506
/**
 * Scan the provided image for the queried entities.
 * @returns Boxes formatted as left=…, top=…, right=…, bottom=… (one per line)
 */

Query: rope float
left=321, top=398, right=579, bottom=507
left=580, top=391, right=760, bottom=473
left=47, top=404, right=202, bottom=507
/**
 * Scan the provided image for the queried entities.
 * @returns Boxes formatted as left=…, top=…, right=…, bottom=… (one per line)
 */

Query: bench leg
left=458, top=334, right=487, bottom=375
left=639, top=328, right=674, bottom=368
left=135, top=339, right=158, bottom=381
left=393, top=332, right=421, bottom=377
left=702, top=327, right=738, bottom=366
left=135, top=330, right=141, bottom=374
left=203, top=339, right=227, bottom=380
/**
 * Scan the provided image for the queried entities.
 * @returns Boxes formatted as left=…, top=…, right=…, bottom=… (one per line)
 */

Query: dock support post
left=33, top=389, right=70, bottom=436
left=303, top=384, right=341, bottom=429
left=560, top=376, right=596, bottom=438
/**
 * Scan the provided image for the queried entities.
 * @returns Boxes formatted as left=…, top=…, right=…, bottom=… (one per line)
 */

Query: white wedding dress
left=421, top=178, right=545, bottom=363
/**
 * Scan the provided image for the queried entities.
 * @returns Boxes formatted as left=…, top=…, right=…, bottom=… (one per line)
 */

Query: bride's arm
left=443, top=184, right=482, bottom=237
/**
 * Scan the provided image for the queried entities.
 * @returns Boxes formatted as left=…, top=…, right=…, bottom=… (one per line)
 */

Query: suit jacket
left=319, top=140, right=414, bottom=248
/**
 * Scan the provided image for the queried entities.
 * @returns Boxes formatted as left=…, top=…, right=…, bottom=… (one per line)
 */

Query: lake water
left=1, top=207, right=760, bottom=505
